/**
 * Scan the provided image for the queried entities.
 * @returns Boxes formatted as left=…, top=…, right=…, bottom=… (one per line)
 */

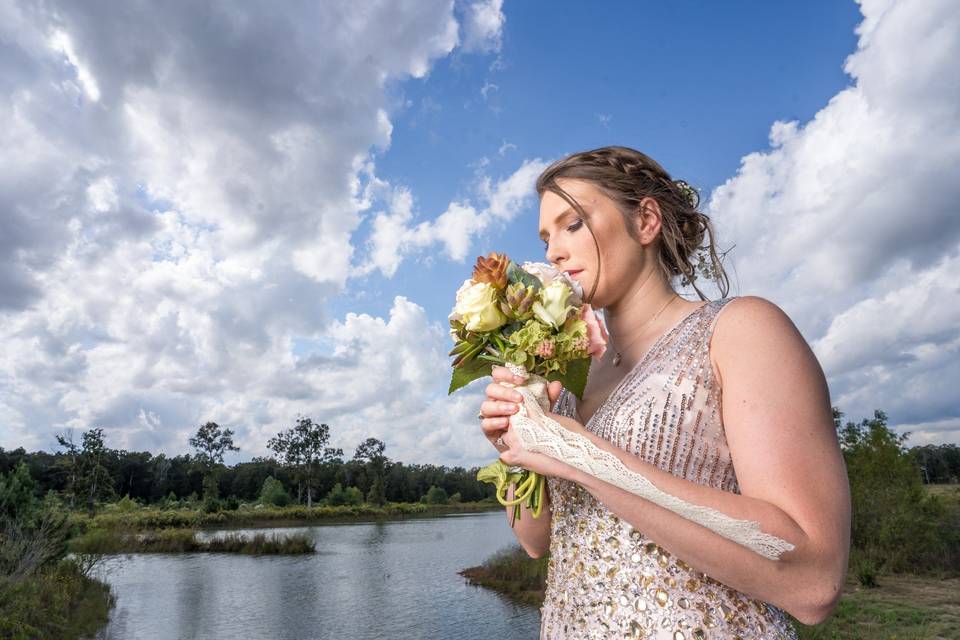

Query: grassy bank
left=70, top=500, right=501, bottom=533
left=459, top=544, right=548, bottom=607
left=0, top=559, right=115, bottom=640
left=70, top=528, right=316, bottom=555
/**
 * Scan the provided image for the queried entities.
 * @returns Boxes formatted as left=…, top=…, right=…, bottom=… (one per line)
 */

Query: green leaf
left=548, top=356, right=591, bottom=400
left=506, top=261, right=542, bottom=292
left=448, top=358, right=493, bottom=394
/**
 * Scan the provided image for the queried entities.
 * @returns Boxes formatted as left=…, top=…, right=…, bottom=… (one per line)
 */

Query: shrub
left=839, top=409, right=960, bottom=575
left=425, top=485, right=448, bottom=505
left=325, top=483, right=347, bottom=506
left=343, top=486, right=363, bottom=506
left=259, top=477, right=291, bottom=507
left=115, top=495, right=139, bottom=513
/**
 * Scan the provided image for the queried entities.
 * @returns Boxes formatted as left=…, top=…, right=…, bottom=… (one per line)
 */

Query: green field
left=796, top=573, right=960, bottom=639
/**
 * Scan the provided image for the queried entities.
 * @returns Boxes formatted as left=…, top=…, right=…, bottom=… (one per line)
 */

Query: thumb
left=547, top=380, right=563, bottom=407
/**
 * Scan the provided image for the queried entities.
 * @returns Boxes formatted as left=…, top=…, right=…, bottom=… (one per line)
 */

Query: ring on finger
left=476, top=411, right=484, bottom=420
left=495, top=435, right=505, bottom=447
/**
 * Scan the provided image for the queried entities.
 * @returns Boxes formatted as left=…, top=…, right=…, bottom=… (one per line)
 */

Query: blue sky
left=1, top=0, right=958, bottom=468
left=343, top=0, right=862, bottom=324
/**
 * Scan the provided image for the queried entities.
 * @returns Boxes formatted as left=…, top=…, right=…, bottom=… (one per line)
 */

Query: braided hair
left=534, top=145, right=731, bottom=303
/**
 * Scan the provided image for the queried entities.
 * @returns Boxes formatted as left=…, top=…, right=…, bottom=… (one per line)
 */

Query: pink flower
left=537, top=339, right=556, bottom=359
left=579, top=304, right=608, bottom=359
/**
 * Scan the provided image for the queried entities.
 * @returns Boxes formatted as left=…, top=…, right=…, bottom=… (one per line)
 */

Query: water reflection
left=95, top=511, right=540, bottom=640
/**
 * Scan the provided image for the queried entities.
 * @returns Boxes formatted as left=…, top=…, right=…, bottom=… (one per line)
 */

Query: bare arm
left=552, top=297, right=850, bottom=625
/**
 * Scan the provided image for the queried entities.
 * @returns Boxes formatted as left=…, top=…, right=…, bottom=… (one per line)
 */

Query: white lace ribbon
left=504, top=363, right=795, bottom=561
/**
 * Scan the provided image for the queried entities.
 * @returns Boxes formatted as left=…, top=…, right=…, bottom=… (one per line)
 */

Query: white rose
left=521, top=261, right=583, bottom=307
left=454, top=281, right=507, bottom=332
left=532, top=280, right=576, bottom=328
left=448, top=278, right=474, bottom=325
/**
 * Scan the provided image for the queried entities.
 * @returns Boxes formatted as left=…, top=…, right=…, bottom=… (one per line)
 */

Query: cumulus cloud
left=705, top=0, right=960, bottom=444
left=357, top=157, right=549, bottom=277
left=460, top=0, right=506, bottom=54
left=0, top=0, right=503, bottom=462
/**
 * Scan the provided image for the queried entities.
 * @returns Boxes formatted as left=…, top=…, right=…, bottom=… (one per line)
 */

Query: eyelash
left=543, top=219, right=583, bottom=249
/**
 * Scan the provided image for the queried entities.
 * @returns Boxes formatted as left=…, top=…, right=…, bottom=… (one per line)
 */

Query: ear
left=636, top=196, right=663, bottom=245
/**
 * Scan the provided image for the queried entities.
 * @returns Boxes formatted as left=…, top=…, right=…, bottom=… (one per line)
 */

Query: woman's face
left=538, top=178, right=657, bottom=308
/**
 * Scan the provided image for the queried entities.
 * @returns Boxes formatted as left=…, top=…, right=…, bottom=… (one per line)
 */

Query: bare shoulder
left=709, top=295, right=814, bottom=391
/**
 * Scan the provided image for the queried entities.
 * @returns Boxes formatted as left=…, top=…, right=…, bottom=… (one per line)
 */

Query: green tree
left=353, top=437, right=388, bottom=506
left=835, top=408, right=953, bottom=574
left=0, top=462, right=38, bottom=523
left=268, top=417, right=342, bottom=508
left=55, top=428, right=115, bottom=515
left=189, top=422, right=239, bottom=504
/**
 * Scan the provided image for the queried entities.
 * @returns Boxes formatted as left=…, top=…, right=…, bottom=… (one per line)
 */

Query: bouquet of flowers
left=448, top=252, right=607, bottom=525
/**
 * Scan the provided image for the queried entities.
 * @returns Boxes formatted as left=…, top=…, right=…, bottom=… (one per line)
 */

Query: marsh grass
left=459, top=544, right=549, bottom=607
left=70, top=528, right=316, bottom=555
left=0, top=558, right=115, bottom=640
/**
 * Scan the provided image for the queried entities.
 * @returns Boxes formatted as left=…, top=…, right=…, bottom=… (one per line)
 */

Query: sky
left=1, top=0, right=958, bottom=469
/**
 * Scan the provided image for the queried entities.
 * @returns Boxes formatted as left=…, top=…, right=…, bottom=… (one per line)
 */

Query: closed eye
left=542, top=218, right=583, bottom=250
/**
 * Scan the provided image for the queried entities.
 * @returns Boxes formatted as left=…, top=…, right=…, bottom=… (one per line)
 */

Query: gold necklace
left=608, top=294, right=679, bottom=367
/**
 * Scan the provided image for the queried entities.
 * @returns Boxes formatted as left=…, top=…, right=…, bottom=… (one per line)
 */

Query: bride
left=477, top=146, right=851, bottom=638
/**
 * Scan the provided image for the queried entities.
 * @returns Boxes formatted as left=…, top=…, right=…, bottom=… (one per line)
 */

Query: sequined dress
left=540, top=297, right=799, bottom=639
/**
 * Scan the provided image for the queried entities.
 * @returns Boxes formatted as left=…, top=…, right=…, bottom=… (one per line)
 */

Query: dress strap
left=707, top=296, right=739, bottom=338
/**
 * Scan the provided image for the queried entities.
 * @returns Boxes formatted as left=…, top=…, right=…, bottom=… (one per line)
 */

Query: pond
left=93, top=510, right=541, bottom=639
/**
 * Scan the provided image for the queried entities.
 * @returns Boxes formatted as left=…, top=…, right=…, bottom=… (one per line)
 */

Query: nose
left=545, top=238, right=567, bottom=266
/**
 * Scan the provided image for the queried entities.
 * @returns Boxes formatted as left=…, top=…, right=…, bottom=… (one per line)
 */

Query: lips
left=565, top=269, right=583, bottom=278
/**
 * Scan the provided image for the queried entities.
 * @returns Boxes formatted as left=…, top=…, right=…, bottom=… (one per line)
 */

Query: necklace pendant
left=612, top=352, right=622, bottom=367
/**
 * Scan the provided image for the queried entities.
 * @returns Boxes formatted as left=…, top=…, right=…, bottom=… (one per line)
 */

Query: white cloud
left=704, top=0, right=960, bottom=444
left=48, top=29, right=101, bottom=102
left=480, top=81, right=499, bottom=101
left=460, top=0, right=506, bottom=54
left=358, top=157, right=549, bottom=277
left=0, top=1, right=502, bottom=463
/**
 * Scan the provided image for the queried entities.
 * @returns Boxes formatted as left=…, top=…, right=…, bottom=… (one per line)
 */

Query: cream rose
left=520, top=261, right=583, bottom=307
left=454, top=281, right=508, bottom=332
left=532, top=280, right=576, bottom=328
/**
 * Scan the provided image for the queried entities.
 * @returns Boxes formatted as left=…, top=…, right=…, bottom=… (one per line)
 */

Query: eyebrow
left=538, top=206, right=581, bottom=240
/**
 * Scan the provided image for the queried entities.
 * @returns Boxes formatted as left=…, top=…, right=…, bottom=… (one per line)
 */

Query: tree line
left=0, top=417, right=495, bottom=513
left=1, top=408, right=957, bottom=516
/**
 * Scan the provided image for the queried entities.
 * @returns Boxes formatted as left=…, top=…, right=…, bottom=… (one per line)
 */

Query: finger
left=492, top=365, right=526, bottom=385
left=547, top=380, right=563, bottom=405
left=480, top=416, right=510, bottom=436
left=480, top=399, right=519, bottom=418
left=485, top=381, right=523, bottom=403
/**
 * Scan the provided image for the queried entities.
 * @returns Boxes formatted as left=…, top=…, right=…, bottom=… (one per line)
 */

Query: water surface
left=95, top=511, right=541, bottom=639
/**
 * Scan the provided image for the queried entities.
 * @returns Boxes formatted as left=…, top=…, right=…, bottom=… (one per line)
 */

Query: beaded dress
left=540, top=296, right=799, bottom=640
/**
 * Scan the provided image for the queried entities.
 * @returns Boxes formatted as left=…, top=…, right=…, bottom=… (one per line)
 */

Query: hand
left=479, top=365, right=562, bottom=454
left=498, top=407, right=591, bottom=481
